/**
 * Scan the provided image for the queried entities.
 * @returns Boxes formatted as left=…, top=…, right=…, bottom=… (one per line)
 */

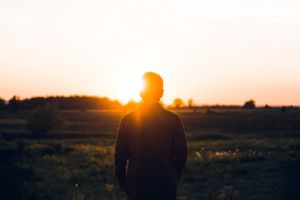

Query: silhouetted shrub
left=8, top=95, right=20, bottom=112
left=243, top=99, right=256, bottom=109
left=26, top=104, right=65, bottom=135
left=0, top=97, right=5, bottom=109
left=188, top=98, right=194, bottom=108
left=173, top=98, right=184, bottom=108
left=264, top=104, right=270, bottom=109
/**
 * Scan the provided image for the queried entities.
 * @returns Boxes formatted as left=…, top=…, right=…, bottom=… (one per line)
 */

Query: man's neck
left=142, top=100, right=160, bottom=106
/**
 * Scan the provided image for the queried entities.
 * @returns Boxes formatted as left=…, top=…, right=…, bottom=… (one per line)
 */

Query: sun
left=116, top=69, right=145, bottom=104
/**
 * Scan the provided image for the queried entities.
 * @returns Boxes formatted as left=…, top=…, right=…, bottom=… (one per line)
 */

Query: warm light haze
left=1, top=0, right=300, bottom=105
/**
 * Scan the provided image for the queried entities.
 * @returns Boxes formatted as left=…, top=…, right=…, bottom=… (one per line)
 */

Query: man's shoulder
left=121, top=110, right=136, bottom=121
left=161, top=108, right=181, bottom=121
left=120, top=108, right=142, bottom=123
left=121, top=107, right=181, bottom=123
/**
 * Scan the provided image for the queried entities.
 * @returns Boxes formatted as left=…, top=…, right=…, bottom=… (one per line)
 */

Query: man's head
left=140, top=72, right=164, bottom=103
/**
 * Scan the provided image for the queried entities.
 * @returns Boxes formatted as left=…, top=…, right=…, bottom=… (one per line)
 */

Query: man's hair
left=140, top=72, right=164, bottom=101
left=142, top=72, right=163, bottom=91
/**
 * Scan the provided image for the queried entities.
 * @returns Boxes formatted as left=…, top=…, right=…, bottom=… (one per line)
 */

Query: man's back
left=115, top=103, right=187, bottom=200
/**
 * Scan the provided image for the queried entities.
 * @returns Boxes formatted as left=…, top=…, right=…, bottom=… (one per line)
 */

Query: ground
left=0, top=108, right=300, bottom=200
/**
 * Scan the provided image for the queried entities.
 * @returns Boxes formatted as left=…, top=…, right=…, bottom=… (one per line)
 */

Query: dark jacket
left=115, top=103, right=187, bottom=200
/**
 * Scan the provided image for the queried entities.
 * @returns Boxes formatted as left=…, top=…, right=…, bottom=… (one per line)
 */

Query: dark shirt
left=114, top=103, right=187, bottom=200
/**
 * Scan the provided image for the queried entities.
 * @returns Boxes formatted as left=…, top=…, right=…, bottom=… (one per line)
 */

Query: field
left=1, top=108, right=300, bottom=200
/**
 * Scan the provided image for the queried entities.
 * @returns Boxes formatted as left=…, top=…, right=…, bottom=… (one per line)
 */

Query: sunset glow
left=115, top=67, right=146, bottom=103
left=1, top=0, right=300, bottom=105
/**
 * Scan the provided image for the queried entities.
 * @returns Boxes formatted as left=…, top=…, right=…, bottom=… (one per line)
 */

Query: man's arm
left=114, top=116, right=129, bottom=188
left=173, top=116, right=187, bottom=180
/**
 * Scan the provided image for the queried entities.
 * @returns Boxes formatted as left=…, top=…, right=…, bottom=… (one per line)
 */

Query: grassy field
left=1, top=136, right=300, bottom=200
left=1, top=107, right=299, bottom=136
left=0, top=108, right=300, bottom=200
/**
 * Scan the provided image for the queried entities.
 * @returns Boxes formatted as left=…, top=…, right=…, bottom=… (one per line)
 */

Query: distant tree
left=8, top=95, right=20, bottom=112
left=264, top=104, right=270, bottom=109
left=281, top=106, right=286, bottom=113
left=243, top=99, right=256, bottom=109
left=188, top=98, right=194, bottom=108
left=0, top=97, right=5, bottom=109
left=173, top=98, right=184, bottom=108
left=26, top=104, right=65, bottom=135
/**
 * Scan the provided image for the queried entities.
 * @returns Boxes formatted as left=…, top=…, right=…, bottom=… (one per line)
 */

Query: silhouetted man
left=115, top=72, right=187, bottom=200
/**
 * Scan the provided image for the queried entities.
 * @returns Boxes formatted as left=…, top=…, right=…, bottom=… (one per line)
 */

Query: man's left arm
left=114, top=116, right=129, bottom=190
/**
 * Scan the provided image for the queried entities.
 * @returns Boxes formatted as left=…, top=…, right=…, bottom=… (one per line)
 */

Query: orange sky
left=1, top=0, right=300, bottom=105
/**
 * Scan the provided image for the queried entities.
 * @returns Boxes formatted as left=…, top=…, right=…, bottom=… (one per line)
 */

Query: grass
left=1, top=108, right=300, bottom=135
left=1, top=108, right=299, bottom=199
left=1, top=135, right=299, bottom=200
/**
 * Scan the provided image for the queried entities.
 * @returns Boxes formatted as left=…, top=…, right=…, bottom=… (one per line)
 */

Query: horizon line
left=1, top=94, right=299, bottom=107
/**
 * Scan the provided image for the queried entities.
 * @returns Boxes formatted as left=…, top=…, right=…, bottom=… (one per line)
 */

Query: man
left=115, top=72, right=187, bottom=200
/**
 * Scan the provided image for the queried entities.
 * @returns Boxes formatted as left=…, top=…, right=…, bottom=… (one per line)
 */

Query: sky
left=1, top=0, right=300, bottom=105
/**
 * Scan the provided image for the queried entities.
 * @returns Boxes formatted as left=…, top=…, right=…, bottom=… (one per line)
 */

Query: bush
left=26, top=104, right=65, bottom=135
left=173, top=98, right=184, bottom=108
left=8, top=95, right=20, bottom=112
left=0, top=97, right=5, bottom=109
left=243, top=99, right=256, bottom=109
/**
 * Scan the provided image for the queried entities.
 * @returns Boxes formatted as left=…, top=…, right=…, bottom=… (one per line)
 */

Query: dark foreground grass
left=1, top=135, right=300, bottom=200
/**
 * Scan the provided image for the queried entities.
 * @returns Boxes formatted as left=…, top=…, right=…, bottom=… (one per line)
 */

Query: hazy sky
left=1, top=0, right=300, bottom=105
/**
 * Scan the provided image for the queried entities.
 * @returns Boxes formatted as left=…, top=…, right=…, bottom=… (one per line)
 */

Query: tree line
left=1, top=95, right=296, bottom=111
left=0, top=95, right=261, bottom=111
left=0, top=95, right=122, bottom=111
